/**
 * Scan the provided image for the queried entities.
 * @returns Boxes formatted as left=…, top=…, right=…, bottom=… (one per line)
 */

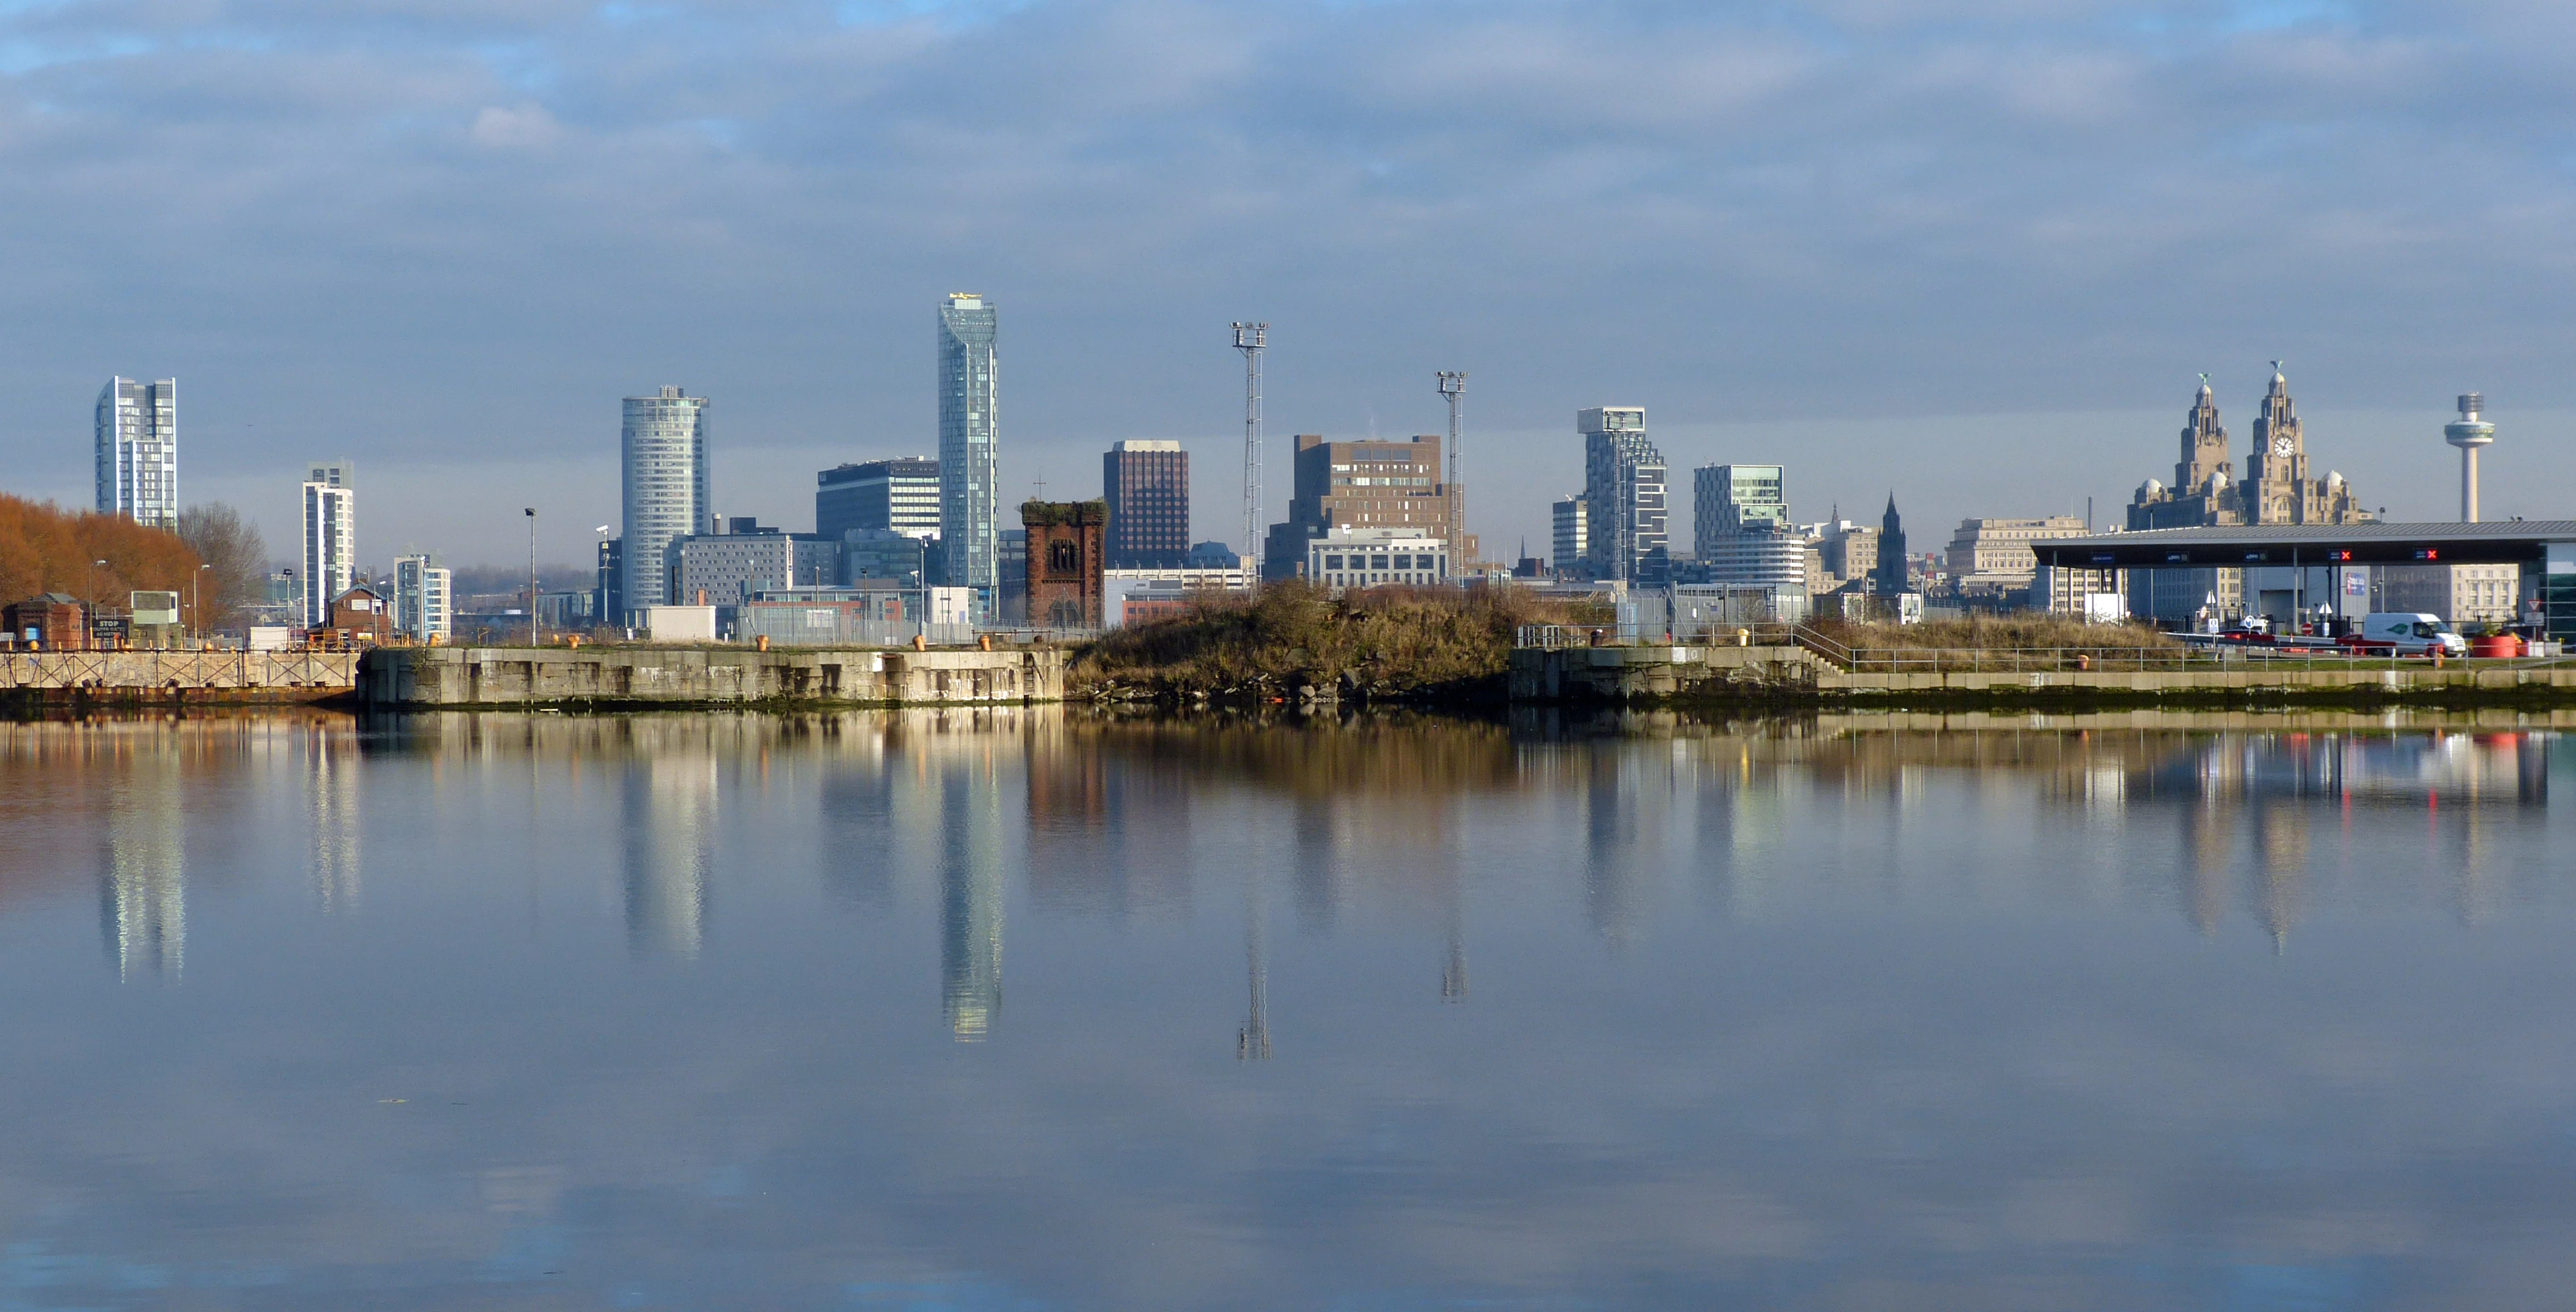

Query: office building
left=621, top=386, right=711, bottom=617
left=300, top=464, right=355, bottom=629
left=1693, top=530, right=1805, bottom=589
left=1552, top=495, right=1587, bottom=580
left=1307, top=526, right=1451, bottom=590
left=392, top=554, right=452, bottom=643
left=938, top=293, right=1000, bottom=613
left=1581, top=408, right=1667, bottom=584
left=668, top=523, right=840, bottom=607
left=1694, top=464, right=1786, bottom=548
left=1944, top=516, right=2088, bottom=599
left=95, top=378, right=178, bottom=530
left=817, top=457, right=940, bottom=541
left=1103, top=440, right=1189, bottom=568
left=843, top=529, right=932, bottom=584
left=1260, top=433, right=1454, bottom=580
left=1021, top=500, right=1106, bottom=629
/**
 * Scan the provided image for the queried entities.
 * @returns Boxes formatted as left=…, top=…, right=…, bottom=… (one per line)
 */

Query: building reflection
left=938, top=745, right=1005, bottom=1041
left=99, top=745, right=185, bottom=981
left=621, top=754, right=714, bottom=957
left=309, top=726, right=361, bottom=913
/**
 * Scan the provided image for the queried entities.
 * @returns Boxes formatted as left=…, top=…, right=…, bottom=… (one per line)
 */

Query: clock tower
left=2243, top=365, right=2307, bottom=524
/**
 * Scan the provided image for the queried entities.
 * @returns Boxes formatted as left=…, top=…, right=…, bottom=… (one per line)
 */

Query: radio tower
left=2445, top=393, right=2495, bottom=522
left=1436, top=370, right=1466, bottom=576
left=1233, top=323, right=1267, bottom=577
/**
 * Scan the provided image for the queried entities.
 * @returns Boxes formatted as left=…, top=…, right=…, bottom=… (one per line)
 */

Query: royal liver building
left=2126, top=368, right=2372, bottom=621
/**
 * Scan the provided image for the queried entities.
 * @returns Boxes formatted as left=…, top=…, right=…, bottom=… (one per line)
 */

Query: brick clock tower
left=1020, top=499, right=1106, bottom=629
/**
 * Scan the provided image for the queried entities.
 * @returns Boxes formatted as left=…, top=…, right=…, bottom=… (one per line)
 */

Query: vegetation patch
left=1073, top=582, right=1607, bottom=704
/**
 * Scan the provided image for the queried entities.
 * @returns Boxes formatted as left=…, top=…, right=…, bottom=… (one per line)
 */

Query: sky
left=5, top=0, right=2575, bottom=567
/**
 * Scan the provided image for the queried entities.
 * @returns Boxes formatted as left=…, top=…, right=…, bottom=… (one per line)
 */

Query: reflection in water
left=309, top=726, right=361, bottom=913
left=98, top=746, right=185, bottom=981
left=622, top=754, right=714, bottom=957
left=939, top=742, right=1004, bottom=1041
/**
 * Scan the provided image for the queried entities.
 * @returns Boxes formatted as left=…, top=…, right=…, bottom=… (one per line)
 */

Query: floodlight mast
left=1437, top=370, right=1466, bottom=577
left=1233, top=323, right=1267, bottom=582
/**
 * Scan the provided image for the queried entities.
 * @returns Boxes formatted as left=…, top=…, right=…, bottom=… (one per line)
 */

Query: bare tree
left=178, top=503, right=268, bottom=632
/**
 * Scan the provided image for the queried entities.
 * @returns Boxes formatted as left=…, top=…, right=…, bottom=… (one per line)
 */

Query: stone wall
left=361, top=645, right=1065, bottom=708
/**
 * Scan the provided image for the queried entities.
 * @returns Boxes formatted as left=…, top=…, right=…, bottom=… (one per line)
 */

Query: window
left=1370, top=556, right=1389, bottom=570
left=1326, top=555, right=1345, bottom=569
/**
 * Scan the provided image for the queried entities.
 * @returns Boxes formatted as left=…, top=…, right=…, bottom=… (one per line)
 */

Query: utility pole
left=524, top=508, right=539, bottom=646
left=1233, top=323, right=1267, bottom=582
left=1437, top=370, right=1467, bottom=579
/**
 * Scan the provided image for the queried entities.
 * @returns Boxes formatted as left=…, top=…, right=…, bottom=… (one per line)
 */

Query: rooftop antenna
left=1437, top=370, right=1467, bottom=576
left=1233, top=323, right=1267, bottom=580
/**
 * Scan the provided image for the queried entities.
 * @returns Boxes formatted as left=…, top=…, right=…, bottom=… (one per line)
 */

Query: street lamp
left=194, top=562, right=212, bottom=645
left=524, top=508, right=540, bottom=646
left=87, top=559, right=106, bottom=649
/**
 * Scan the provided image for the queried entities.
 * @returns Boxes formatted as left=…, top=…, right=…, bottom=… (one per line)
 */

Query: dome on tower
left=2137, top=478, right=2164, bottom=500
left=2209, top=470, right=2229, bottom=491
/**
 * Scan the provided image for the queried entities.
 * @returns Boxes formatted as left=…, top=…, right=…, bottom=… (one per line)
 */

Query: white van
left=2351, top=612, right=2468, bottom=657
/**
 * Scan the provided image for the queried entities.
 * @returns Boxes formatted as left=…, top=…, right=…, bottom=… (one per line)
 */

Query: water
left=1, top=708, right=2571, bottom=1310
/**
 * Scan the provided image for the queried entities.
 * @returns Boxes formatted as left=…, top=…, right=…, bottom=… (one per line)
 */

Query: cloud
left=2, top=0, right=2573, bottom=562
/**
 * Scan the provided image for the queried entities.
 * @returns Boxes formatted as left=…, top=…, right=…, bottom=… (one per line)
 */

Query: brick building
left=321, top=584, right=394, bottom=647
left=1103, top=440, right=1189, bottom=568
left=1021, top=500, right=1106, bottom=629
left=2, top=593, right=89, bottom=649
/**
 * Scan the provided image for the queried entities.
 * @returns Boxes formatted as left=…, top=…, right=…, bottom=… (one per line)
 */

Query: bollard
left=980, top=633, right=992, bottom=652
left=914, top=633, right=929, bottom=652
left=756, top=634, right=770, bottom=652
left=1735, top=627, right=1750, bottom=648
left=2077, top=653, right=2091, bottom=671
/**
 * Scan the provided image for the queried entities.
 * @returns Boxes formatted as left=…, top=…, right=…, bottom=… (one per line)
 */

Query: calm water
left=2, top=708, right=2572, bottom=1311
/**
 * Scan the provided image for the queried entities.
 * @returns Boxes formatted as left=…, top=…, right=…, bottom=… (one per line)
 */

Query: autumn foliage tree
left=0, top=494, right=205, bottom=616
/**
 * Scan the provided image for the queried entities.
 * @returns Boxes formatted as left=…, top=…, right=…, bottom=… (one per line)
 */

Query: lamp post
left=524, top=508, right=540, bottom=647
left=88, top=558, right=106, bottom=649
left=194, top=562, right=212, bottom=645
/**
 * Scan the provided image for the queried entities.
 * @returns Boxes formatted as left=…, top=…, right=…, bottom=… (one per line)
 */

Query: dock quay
left=1510, top=639, right=2576, bottom=706
left=3, top=650, right=360, bottom=707
left=358, top=645, right=1065, bottom=708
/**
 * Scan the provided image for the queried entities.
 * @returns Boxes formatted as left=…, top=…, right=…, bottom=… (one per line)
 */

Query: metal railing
left=1517, top=621, right=2543, bottom=676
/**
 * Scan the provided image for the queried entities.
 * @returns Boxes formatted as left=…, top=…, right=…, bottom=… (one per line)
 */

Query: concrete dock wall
left=1510, top=644, right=2576, bottom=704
left=359, top=645, right=1065, bottom=708
left=2, top=651, right=359, bottom=703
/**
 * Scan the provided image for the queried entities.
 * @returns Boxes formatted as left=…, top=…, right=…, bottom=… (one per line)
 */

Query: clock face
left=2271, top=437, right=2295, bottom=458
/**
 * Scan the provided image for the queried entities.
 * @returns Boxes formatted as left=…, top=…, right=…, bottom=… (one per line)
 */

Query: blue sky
left=5, top=0, right=2573, bottom=564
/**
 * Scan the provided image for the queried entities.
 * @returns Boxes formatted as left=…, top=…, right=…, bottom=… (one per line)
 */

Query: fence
left=732, top=607, right=979, bottom=648
left=1517, top=621, right=2537, bottom=676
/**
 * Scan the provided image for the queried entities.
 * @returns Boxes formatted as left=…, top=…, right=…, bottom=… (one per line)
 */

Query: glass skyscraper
left=621, top=386, right=711, bottom=616
left=95, top=377, right=178, bottom=530
left=938, top=294, right=999, bottom=613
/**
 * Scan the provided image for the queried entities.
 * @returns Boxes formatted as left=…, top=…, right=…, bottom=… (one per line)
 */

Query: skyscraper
left=95, top=377, right=178, bottom=530
left=621, top=386, right=712, bottom=616
left=1103, top=440, right=1189, bottom=568
left=938, top=294, right=999, bottom=614
left=1259, top=433, right=1452, bottom=579
left=1580, top=408, right=1667, bottom=584
left=300, top=462, right=355, bottom=628
left=817, top=457, right=940, bottom=541
left=1693, top=463, right=1786, bottom=549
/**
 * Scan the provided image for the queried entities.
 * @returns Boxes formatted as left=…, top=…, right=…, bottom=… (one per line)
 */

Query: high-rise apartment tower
left=95, top=378, right=178, bottom=529
left=1103, top=440, right=1189, bottom=568
left=939, top=294, right=1000, bottom=614
left=392, top=554, right=452, bottom=643
left=621, top=386, right=711, bottom=616
left=1580, top=408, right=1667, bottom=584
left=1552, top=495, right=1588, bottom=580
left=301, top=461, right=355, bottom=628
left=1693, top=464, right=1786, bottom=550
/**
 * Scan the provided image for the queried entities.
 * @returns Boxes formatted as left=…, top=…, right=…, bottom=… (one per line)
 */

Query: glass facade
left=622, top=387, right=712, bottom=615
left=939, top=295, right=999, bottom=614
left=301, top=482, right=355, bottom=629
left=1580, top=408, right=1667, bottom=585
left=95, top=377, right=179, bottom=530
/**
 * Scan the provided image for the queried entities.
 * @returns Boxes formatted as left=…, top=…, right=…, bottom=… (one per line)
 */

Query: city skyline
left=8, top=3, right=2576, bottom=566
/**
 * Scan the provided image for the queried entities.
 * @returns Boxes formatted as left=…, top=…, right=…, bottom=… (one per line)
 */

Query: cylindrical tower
left=2444, top=393, right=2495, bottom=522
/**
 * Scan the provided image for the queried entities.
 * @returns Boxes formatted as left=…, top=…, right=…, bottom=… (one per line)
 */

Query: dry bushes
left=1074, top=582, right=1607, bottom=701
left=1806, top=613, right=2181, bottom=654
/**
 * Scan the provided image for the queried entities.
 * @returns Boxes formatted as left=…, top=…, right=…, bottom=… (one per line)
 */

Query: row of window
left=1321, top=554, right=1443, bottom=571
left=1323, top=573, right=1441, bottom=587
